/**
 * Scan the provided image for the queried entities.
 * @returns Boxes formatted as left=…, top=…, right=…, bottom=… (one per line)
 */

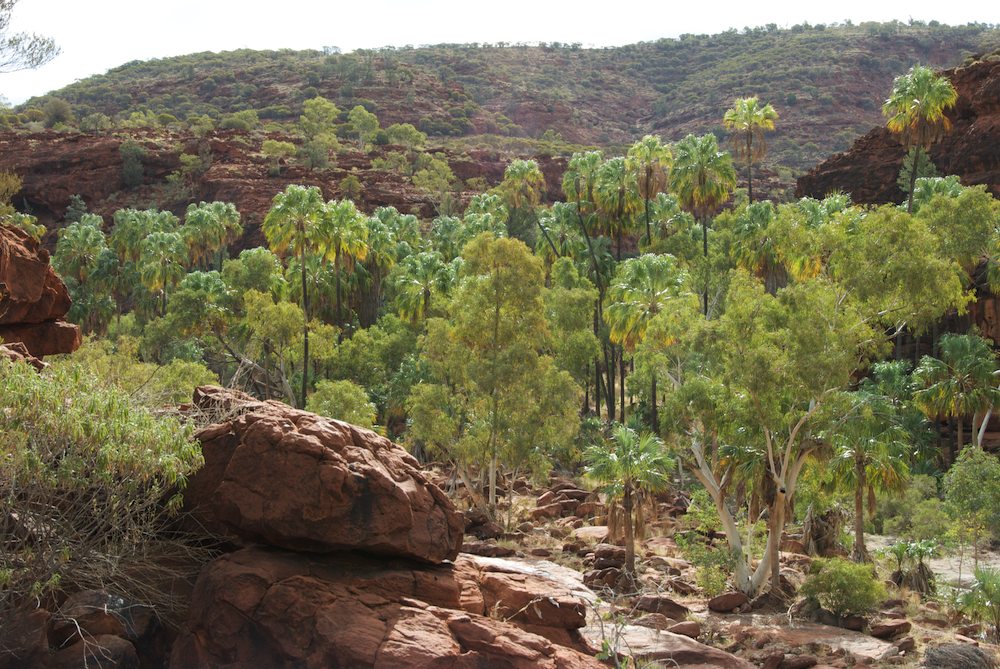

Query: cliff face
left=796, top=57, right=1000, bottom=204
left=0, top=129, right=567, bottom=251
left=0, top=223, right=80, bottom=358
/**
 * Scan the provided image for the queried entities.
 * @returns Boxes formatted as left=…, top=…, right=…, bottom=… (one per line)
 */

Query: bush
left=0, top=358, right=208, bottom=624
left=120, top=139, right=146, bottom=188
left=801, top=558, right=886, bottom=618
left=960, top=568, right=1000, bottom=643
left=306, top=379, right=376, bottom=428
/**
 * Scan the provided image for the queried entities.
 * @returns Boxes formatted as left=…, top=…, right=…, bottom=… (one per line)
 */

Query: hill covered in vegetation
left=22, top=21, right=1000, bottom=178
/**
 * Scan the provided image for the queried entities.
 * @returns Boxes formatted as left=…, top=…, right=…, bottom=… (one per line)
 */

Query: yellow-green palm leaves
left=605, top=254, right=689, bottom=351
left=883, top=65, right=958, bottom=213
left=263, top=184, right=326, bottom=408
left=595, top=157, right=640, bottom=260
left=584, top=425, right=672, bottom=581
left=626, top=135, right=672, bottom=246
left=723, top=97, right=778, bottom=203
left=138, top=230, right=186, bottom=316
left=317, top=198, right=369, bottom=327
left=671, top=133, right=737, bottom=223
left=913, top=333, right=998, bottom=455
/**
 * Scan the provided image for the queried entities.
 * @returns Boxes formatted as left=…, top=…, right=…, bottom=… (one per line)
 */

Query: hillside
left=24, top=21, right=1000, bottom=178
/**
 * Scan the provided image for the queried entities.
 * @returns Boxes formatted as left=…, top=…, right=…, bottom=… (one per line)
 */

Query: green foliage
left=119, top=140, right=146, bottom=188
left=0, top=356, right=203, bottom=618
left=306, top=379, right=377, bottom=428
left=897, top=147, right=938, bottom=197
left=960, top=568, right=1000, bottom=642
left=42, top=97, right=73, bottom=128
left=801, top=558, right=886, bottom=618
left=219, top=109, right=259, bottom=131
left=945, top=447, right=1000, bottom=540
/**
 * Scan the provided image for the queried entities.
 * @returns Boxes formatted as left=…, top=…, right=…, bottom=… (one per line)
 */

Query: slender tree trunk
left=978, top=406, right=992, bottom=448
left=853, top=455, right=868, bottom=562
left=300, top=246, right=310, bottom=409
left=769, top=490, right=785, bottom=594
left=623, top=486, right=636, bottom=584
left=604, top=343, right=615, bottom=422
left=538, top=218, right=559, bottom=259
left=906, top=147, right=921, bottom=214
left=335, top=251, right=343, bottom=327
left=702, top=216, right=709, bottom=316
left=644, top=194, right=651, bottom=247
left=746, top=134, right=754, bottom=204
left=957, top=418, right=964, bottom=456
left=619, top=347, right=626, bottom=423
left=650, top=373, right=658, bottom=433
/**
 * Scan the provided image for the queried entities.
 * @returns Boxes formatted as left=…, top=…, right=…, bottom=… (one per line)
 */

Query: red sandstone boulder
left=0, top=341, right=45, bottom=370
left=184, top=386, right=464, bottom=563
left=708, top=591, right=751, bottom=613
left=0, top=224, right=80, bottom=358
left=170, top=547, right=603, bottom=669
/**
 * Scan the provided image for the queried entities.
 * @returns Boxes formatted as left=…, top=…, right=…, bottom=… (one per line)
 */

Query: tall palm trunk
left=701, top=216, right=709, bottom=316
left=906, top=147, right=922, bottom=214
left=852, top=453, right=868, bottom=562
left=623, top=486, right=636, bottom=584
left=746, top=134, right=754, bottom=203
left=334, top=250, right=343, bottom=327
left=300, top=244, right=309, bottom=409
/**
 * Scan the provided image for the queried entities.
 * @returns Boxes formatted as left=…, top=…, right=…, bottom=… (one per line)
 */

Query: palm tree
left=913, top=333, right=998, bottom=463
left=584, top=425, right=672, bottom=585
left=605, top=254, right=689, bottom=430
left=54, top=215, right=108, bottom=284
left=670, top=133, right=736, bottom=315
left=626, top=135, right=672, bottom=246
left=138, top=231, right=187, bottom=317
left=722, top=97, right=778, bottom=203
left=110, top=208, right=178, bottom=263
left=731, top=201, right=787, bottom=294
left=263, top=184, right=325, bottom=408
left=882, top=65, right=958, bottom=213
left=316, top=198, right=369, bottom=329
left=832, top=362, right=912, bottom=562
left=500, top=159, right=556, bottom=255
left=182, top=202, right=227, bottom=270
left=358, top=212, right=397, bottom=327
left=594, top=157, right=639, bottom=261
left=535, top=203, right=583, bottom=267
left=390, top=250, right=449, bottom=322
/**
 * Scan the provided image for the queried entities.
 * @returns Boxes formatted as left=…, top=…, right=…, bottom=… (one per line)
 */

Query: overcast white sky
left=1, top=0, right=996, bottom=104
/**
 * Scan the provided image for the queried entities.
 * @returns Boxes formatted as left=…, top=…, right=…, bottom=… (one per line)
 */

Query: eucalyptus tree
left=0, top=0, right=59, bottom=72
left=626, top=135, right=671, bottom=246
left=262, top=184, right=325, bottom=408
left=722, top=97, right=778, bottom=203
left=670, top=133, right=736, bottom=315
left=883, top=65, right=958, bottom=213
left=585, top=425, right=672, bottom=584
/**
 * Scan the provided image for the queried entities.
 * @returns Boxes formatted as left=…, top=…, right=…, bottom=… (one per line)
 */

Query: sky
left=1, top=0, right=996, bottom=104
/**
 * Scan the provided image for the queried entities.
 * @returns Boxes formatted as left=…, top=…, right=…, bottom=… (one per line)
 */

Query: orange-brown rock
left=797, top=57, right=1000, bottom=204
left=169, top=547, right=603, bottom=669
left=184, top=386, right=465, bottom=564
left=0, top=223, right=80, bottom=358
left=0, top=341, right=45, bottom=370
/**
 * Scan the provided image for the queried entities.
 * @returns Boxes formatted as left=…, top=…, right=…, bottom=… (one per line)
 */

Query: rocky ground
left=1, top=378, right=997, bottom=667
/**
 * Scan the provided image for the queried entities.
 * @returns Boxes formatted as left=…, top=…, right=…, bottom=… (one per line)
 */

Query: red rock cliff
left=796, top=57, right=1000, bottom=204
left=0, top=223, right=80, bottom=357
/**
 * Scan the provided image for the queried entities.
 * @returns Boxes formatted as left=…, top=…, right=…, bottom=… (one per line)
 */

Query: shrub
left=120, top=139, right=146, bottom=188
left=306, top=379, right=376, bottom=428
left=801, top=558, right=886, bottom=618
left=0, top=358, right=207, bottom=625
left=960, top=568, right=1000, bottom=642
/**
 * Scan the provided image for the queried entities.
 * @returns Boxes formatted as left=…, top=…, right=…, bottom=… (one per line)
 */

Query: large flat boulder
left=170, top=547, right=604, bottom=669
left=184, top=386, right=465, bottom=564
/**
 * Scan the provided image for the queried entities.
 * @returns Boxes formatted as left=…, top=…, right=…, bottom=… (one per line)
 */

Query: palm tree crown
left=722, top=97, right=778, bottom=203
